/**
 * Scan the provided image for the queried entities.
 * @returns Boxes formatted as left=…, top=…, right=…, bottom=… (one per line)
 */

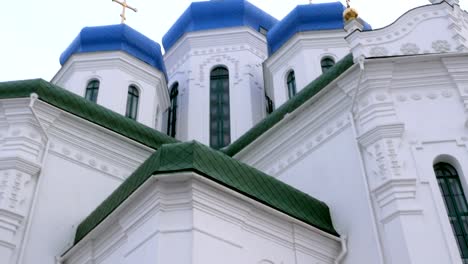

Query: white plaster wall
left=21, top=154, right=124, bottom=264
left=274, top=127, right=382, bottom=264
left=164, top=28, right=269, bottom=144
left=360, top=56, right=468, bottom=264
left=232, top=76, right=375, bottom=264
left=0, top=99, right=155, bottom=264
left=264, top=30, right=350, bottom=108
left=52, top=51, right=169, bottom=130
left=237, top=53, right=468, bottom=264
left=63, top=174, right=341, bottom=264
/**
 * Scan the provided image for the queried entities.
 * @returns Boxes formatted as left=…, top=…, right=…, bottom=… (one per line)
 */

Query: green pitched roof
left=74, top=141, right=338, bottom=244
left=223, top=53, right=355, bottom=156
left=0, top=79, right=177, bottom=149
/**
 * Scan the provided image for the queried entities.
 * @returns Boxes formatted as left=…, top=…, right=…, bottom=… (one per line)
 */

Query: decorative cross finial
left=346, top=0, right=351, bottom=8
left=112, top=0, right=137, bottom=24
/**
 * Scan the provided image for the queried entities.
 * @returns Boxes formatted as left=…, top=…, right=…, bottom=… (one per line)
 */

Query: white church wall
left=234, top=73, right=384, bottom=264
left=264, top=30, right=350, bottom=108
left=21, top=154, right=124, bottom=264
left=52, top=51, right=170, bottom=130
left=237, top=54, right=468, bottom=263
left=274, top=127, right=383, bottom=264
left=351, top=55, right=468, bottom=264
left=62, top=173, right=341, bottom=264
left=164, top=28, right=269, bottom=144
left=0, top=98, right=155, bottom=264
left=358, top=54, right=468, bottom=263
left=0, top=98, right=43, bottom=264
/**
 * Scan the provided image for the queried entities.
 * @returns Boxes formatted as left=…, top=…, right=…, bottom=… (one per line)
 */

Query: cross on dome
left=112, top=0, right=137, bottom=24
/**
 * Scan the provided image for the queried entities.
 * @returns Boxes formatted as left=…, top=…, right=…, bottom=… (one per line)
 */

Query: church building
left=1, top=0, right=468, bottom=263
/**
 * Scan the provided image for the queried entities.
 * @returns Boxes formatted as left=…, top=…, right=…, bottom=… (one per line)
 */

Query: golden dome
left=343, top=7, right=359, bottom=22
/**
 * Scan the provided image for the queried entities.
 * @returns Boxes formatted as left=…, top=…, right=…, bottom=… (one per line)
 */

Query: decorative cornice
left=358, top=123, right=405, bottom=147
left=0, top=156, right=41, bottom=176
left=164, top=28, right=268, bottom=77
left=166, top=43, right=266, bottom=78
left=347, top=2, right=467, bottom=61
left=265, top=30, right=348, bottom=73
left=0, top=99, right=154, bottom=179
left=371, top=178, right=422, bottom=223
left=53, top=51, right=166, bottom=86
left=164, top=27, right=267, bottom=63
left=63, top=172, right=340, bottom=264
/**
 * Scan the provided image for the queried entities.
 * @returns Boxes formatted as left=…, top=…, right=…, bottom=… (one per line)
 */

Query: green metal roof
left=74, top=141, right=338, bottom=244
left=0, top=79, right=177, bottom=149
left=223, top=53, right=355, bottom=157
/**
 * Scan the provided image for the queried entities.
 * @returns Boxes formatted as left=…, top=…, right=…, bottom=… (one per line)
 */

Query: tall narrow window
left=167, top=83, right=179, bottom=138
left=287, top=71, right=296, bottom=99
left=85, top=80, right=100, bottom=103
left=434, top=163, right=468, bottom=262
left=210, top=66, right=230, bottom=149
left=321, top=57, right=335, bottom=73
left=265, top=94, right=274, bottom=115
left=126, top=85, right=139, bottom=120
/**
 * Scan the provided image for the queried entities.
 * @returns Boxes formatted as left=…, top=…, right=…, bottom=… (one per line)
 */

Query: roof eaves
left=0, top=79, right=178, bottom=150
left=74, top=141, right=338, bottom=245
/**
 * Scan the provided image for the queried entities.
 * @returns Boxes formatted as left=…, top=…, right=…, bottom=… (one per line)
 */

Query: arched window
left=286, top=71, right=296, bottom=99
left=85, top=80, right=100, bottom=103
left=126, top=85, right=139, bottom=120
left=434, top=162, right=468, bottom=261
left=321, top=57, right=335, bottom=73
left=167, top=83, right=179, bottom=138
left=210, top=66, right=230, bottom=149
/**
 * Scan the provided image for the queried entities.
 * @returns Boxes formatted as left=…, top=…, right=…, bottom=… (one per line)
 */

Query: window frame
left=85, top=79, right=100, bottom=103
left=321, top=57, right=336, bottom=73
left=434, top=162, right=468, bottom=262
left=286, top=70, right=296, bottom=99
left=209, top=66, right=231, bottom=150
left=265, top=94, right=274, bottom=115
left=167, top=82, right=179, bottom=138
left=125, top=85, right=140, bottom=120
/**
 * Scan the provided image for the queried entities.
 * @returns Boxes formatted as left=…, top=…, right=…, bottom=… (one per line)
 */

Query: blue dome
left=60, top=24, right=167, bottom=76
left=162, top=0, right=278, bottom=52
left=267, top=2, right=372, bottom=55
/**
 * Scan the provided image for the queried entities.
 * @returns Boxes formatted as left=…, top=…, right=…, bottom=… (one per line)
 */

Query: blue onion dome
left=267, top=2, right=372, bottom=55
left=162, top=0, right=278, bottom=52
left=60, top=24, right=167, bottom=76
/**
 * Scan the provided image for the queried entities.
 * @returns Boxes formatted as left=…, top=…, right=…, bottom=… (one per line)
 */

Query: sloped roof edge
left=222, top=53, right=355, bottom=157
left=0, top=79, right=177, bottom=150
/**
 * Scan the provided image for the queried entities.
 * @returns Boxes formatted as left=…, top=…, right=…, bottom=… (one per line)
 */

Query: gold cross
left=112, top=0, right=137, bottom=24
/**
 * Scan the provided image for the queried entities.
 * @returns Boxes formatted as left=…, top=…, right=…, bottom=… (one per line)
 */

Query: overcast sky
left=1, top=0, right=466, bottom=82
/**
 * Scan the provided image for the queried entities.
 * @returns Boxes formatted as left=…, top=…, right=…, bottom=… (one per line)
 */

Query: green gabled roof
left=0, top=79, right=177, bottom=149
left=74, top=141, right=338, bottom=244
left=223, top=53, right=355, bottom=157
